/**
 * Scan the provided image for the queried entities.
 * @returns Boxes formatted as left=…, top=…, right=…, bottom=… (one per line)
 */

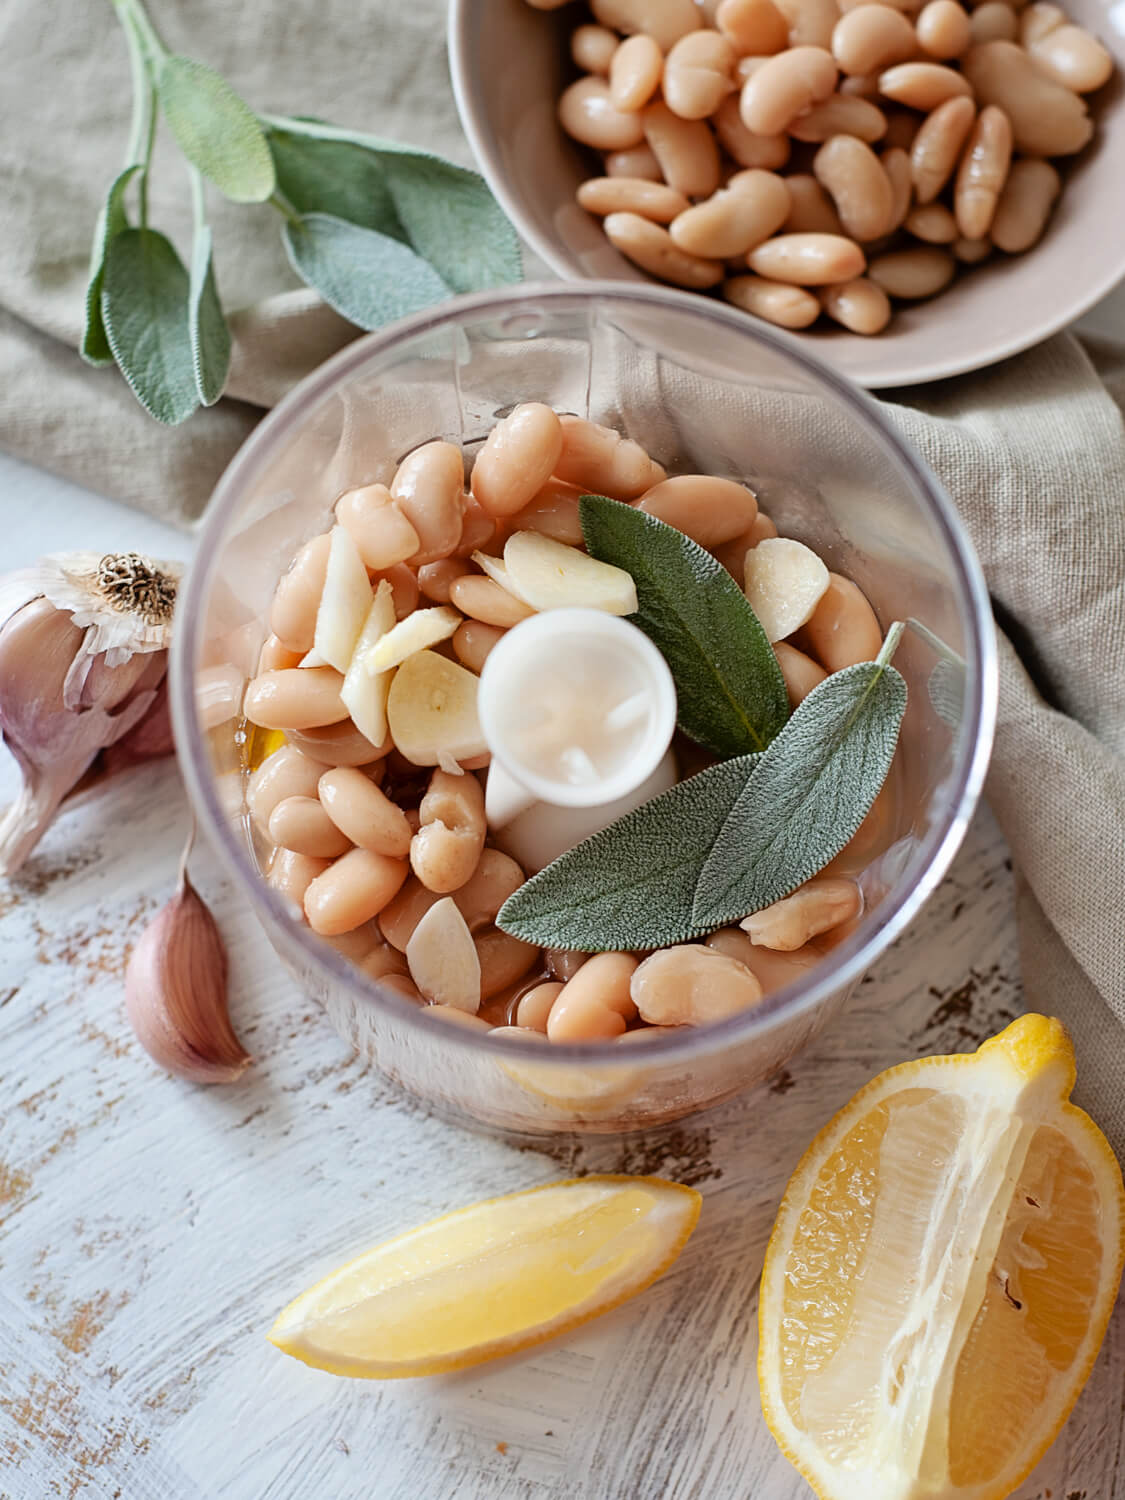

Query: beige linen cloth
left=3, top=2, right=1124, bottom=1146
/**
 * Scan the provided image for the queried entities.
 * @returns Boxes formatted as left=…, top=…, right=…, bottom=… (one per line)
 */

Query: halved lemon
left=270, top=1174, right=700, bottom=1378
left=759, top=1014, right=1125, bottom=1500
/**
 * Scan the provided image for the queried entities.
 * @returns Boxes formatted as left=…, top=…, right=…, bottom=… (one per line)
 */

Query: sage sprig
left=580, top=496, right=789, bottom=758
left=83, top=0, right=521, bottom=424
left=498, top=625, right=908, bottom=952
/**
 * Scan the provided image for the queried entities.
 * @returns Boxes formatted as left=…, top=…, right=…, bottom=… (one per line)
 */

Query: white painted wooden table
left=3, top=288, right=1125, bottom=1500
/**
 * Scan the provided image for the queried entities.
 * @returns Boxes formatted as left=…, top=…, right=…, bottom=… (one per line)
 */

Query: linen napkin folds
left=2, top=0, right=1123, bottom=1149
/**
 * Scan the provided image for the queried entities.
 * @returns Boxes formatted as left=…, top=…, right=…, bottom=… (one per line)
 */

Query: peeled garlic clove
left=124, top=868, right=251, bottom=1084
left=386, top=651, right=487, bottom=766
left=341, top=580, right=396, bottom=748
left=503, top=532, right=638, bottom=615
left=405, top=896, right=482, bottom=1012
left=364, top=607, right=461, bottom=674
left=470, top=551, right=528, bottom=601
left=743, top=537, right=830, bottom=643
left=312, top=526, right=372, bottom=673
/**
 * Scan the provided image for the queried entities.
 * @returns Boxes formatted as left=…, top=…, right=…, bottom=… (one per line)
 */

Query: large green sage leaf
left=497, top=755, right=760, bottom=952
left=188, top=224, right=230, bottom=406
left=81, top=165, right=141, bottom=367
left=157, top=56, right=275, bottom=203
left=580, top=495, right=789, bottom=758
left=267, top=128, right=406, bottom=238
left=378, top=154, right=522, bottom=293
left=101, top=227, right=199, bottom=426
left=692, top=634, right=907, bottom=929
left=263, top=115, right=522, bottom=293
left=282, top=212, right=451, bottom=330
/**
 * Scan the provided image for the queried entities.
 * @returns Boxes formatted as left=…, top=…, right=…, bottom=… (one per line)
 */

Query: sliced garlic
left=470, top=551, right=528, bottom=602
left=743, top=537, right=830, bottom=643
left=313, top=526, right=372, bottom=673
left=405, top=896, right=482, bottom=1012
left=386, top=650, right=488, bottom=766
left=340, top=581, right=396, bottom=748
left=502, top=532, right=638, bottom=615
left=364, top=606, right=461, bottom=674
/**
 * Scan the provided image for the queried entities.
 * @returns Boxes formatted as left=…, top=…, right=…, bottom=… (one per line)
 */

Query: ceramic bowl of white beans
left=449, top=0, right=1125, bottom=387
left=172, top=282, right=995, bottom=1137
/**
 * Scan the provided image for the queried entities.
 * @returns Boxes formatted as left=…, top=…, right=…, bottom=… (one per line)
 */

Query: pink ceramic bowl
left=449, top=0, right=1125, bottom=388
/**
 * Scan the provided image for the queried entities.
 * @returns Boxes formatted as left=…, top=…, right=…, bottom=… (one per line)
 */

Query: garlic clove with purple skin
left=125, top=867, right=251, bottom=1085
left=0, top=599, right=159, bottom=874
left=102, top=678, right=176, bottom=771
left=0, top=551, right=181, bottom=876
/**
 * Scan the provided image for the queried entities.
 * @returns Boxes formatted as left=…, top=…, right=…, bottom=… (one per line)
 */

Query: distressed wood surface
left=1, top=750, right=1122, bottom=1500
left=1, top=441, right=1123, bottom=1500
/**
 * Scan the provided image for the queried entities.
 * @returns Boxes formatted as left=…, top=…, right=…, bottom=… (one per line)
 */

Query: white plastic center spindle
left=478, top=609, right=678, bottom=830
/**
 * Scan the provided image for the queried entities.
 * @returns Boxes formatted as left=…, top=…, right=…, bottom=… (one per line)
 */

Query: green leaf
left=580, top=495, right=790, bottom=758
left=81, top=165, right=141, bottom=367
left=497, top=756, right=761, bottom=952
left=101, top=227, right=199, bottom=426
left=262, top=115, right=522, bottom=292
left=928, top=657, right=964, bottom=732
left=691, top=650, right=908, bottom=930
left=157, top=56, right=275, bottom=203
left=188, top=224, right=230, bottom=406
left=267, top=128, right=406, bottom=238
left=282, top=212, right=451, bottom=331
left=378, top=155, right=522, bottom=293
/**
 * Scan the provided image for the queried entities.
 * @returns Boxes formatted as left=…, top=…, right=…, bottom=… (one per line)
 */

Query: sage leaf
left=262, top=115, right=522, bottom=293
left=188, top=225, right=230, bottom=406
left=580, top=496, right=790, bottom=758
left=907, top=619, right=965, bottom=733
left=81, top=165, right=140, bottom=367
left=267, top=128, right=406, bottom=238
left=497, top=756, right=760, bottom=952
left=378, top=154, right=522, bottom=293
left=157, top=56, right=275, bottom=203
left=101, top=228, right=199, bottom=426
left=282, top=213, right=451, bottom=330
left=691, top=648, right=907, bottom=929
left=928, top=658, right=964, bottom=732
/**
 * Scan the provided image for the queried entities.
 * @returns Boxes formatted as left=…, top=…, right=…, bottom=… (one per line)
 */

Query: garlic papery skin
left=33, top=551, right=179, bottom=708
left=0, top=550, right=181, bottom=876
left=124, top=869, right=251, bottom=1085
left=0, top=600, right=159, bottom=874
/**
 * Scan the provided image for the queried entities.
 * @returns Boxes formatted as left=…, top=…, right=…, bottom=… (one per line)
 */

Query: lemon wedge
left=759, top=1014, right=1125, bottom=1500
left=269, top=1175, right=700, bottom=1379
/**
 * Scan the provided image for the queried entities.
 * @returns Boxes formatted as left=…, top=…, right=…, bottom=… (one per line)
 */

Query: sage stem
left=113, top=0, right=168, bottom=68
left=876, top=621, right=906, bottom=670
left=269, top=191, right=302, bottom=227
left=189, top=165, right=207, bottom=232
left=138, top=82, right=159, bottom=229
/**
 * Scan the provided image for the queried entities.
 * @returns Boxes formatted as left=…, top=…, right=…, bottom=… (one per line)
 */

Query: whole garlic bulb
left=0, top=551, right=181, bottom=875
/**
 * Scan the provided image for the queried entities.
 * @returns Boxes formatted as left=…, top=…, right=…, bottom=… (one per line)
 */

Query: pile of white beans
left=243, top=404, right=894, bottom=1043
left=526, top=0, right=1114, bottom=334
